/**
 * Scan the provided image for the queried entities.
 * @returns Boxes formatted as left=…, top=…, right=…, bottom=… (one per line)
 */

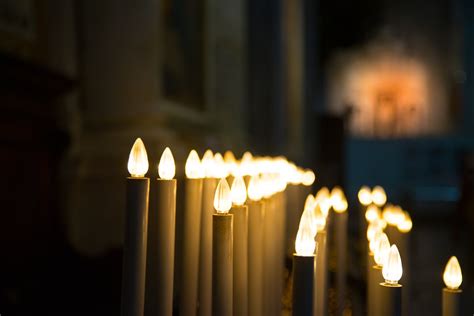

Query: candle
left=397, top=211, right=412, bottom=315
left=121, top=138, right=150, bottom=316
left=369, top=233, right=390, bottom=316
left=314, top=203, right=328, bottom=316
left=145, top=147, right=176, bottom=316
left=180, top=150, right=204, bottom=316
left=247, top=175, right=265, bottom=316
left=371, top=186, right=387, bottom=207
left=377, top=245, right=403, bottom=316
left=331, top=186, right=348, bottom=315
left=229, top=175, right=249, bottom=316
left=212, top=178, right=233, bottom=316
left=292, top=211, right=316, bottom=316
left=442, top=256, right=462, bottom=316
left=198, top=150, right=218, bottom=316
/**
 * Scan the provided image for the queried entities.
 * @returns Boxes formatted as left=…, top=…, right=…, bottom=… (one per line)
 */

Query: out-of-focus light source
left=247, top=175, right=263, bottom=201
left=365, top=204, right=380, bottom=222
left=382, top=245, right=403, bottom=284
left=315, top=187, right=331, bottom=217
left=443, top=256, right=462, bottom=290
left=127, top=138, right=149, bottom=177
left=358, top=186, right=372, bottom=206
left=185, top=150, right=203, bottom=179
left=331, top=186, right=348, bottom=213
left=304, top=194, right=316, bottom=211
left=391, top=206, right=406, bottom=226
left=314, top=204, right=326, bottom=232
left=302, top=169, right=316, bottom=186
left=230, top=176, right=247, bottom=206
left=374, top=233, right=390, bottom=266
left=212, top=153, right=228, bottom=178
left=158, top=147, right=176, bottom=180
left=372, top=186, right=387, bottom=206
left=397, top=212, right=412, bottom=233
left=202, top=150, right=215, bottom=178
left=214, top=178, right=232, bottom=213
left=369, top=230, right=383, bottom=254
left=224, top=150, right=238, bottom=175
left=295, top=212, right=316, bottom=256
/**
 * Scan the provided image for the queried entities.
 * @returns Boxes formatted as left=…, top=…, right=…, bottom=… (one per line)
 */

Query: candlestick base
left=442, top=288, right=462, bottom=316
left=292, top=254, right=315, bottom=316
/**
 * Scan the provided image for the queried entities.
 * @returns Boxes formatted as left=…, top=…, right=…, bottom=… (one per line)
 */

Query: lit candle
left=145, top=147, right=176, bottom=316
left=198, top=150, right=218, bottom=316
left=314, top=203, right=328, bottom=316
left=246, top=175, right=265, bottom=316
left=442, top=256, right=462, bottom=316
left=292, top=212, right=316, bottom=316
left=331, top=186, right=348, bottom=315
left=180, top=150, right=204, bottom=316
left=229, top=175, right=249, bottom=316
left=212, top=178, right=233, bottom=316
left=121, top=138, right=150, bottom=316
left=371, top=186, right=387, bottom=207
left=378, top=245, right=403, bottom=316
left=369, top=233, right=390, bottom=316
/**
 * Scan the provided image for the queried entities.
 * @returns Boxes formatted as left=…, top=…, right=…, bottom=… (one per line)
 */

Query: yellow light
left=247, top=175, right=263, bottom=201
left=214, top=178, right=232, bottom=213
left=315, top=187, right=331, bottom=217
left=330, top=186, right=347, bottom=213
left=202, top=149, right=215, bottom=178
left=382, top=204, right=397, bottom=225
left=230, top=176, right=247, bottom=206
left=443, top=256, right=462, bottom=290
left=127, top=138, right=149, bottom=177
left=369, top=230, right=383, bottom=253
left=158, top=147, right=175, bottom=180
left=397, top=212, right=412, bottom=233
left=304, top=194, right=316, bottom=211
left=212, top=153, right=228, bottom=178
left=372, top=186, right=387, bottom=206
left=261, top=173, right=274, bottom=198
left=302, top=169, right=316, bottom=186
left=295, top=213, right=316, bottom=256
left=365, top=204, right=380, bottom=222
left=382, top=245, right=403, bottom=284
left=314, top=204, right=326, bottom=232
left=240, top=151, right=255, bottom=176
left=367, top=221, right=383, bottom=241
left=358, top=186, right=373, bottom=206
left=391, top=206, right=405, bottom=226
left=374, top=233, right=390, bottom=266
left=185, top=150, right=203, bottom=179
left=224, top=150, right=238, bottom=175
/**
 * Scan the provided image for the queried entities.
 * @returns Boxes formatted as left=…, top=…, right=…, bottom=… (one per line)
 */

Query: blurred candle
left=180, top=150, right=204, bottom=316
left=145, top=147, right=176, bottom=316
left=246, top=175, right=265, bottom=316
left=292, top=213, right=316, bottom=316
left=314, top=203, right=328, bottom=316
left=442, top=256, right=462, bottom=316
left=198, top=150, right=218, bottom=316
left=369, top=233, right=390, bottom=316
left=212, top=178, right=233, bottom=316
left=378, top=245, right=403, bottom=316
left=121, top=138, right=150, bottom=316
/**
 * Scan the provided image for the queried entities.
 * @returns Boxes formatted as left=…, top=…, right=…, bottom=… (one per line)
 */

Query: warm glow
left=240, top=151, right=255, bottom=176
left=374, top=233, right=390, bottom=266
left=185, top=150, right=203, bottom=179
left=261, top=173, right=275, bottom=198
left=369, top=231, right=383, bottom=254
left=295, top=213, right=316, bottom=256
left=367, top=220, right=383, bottom=241
left=202, top=150, right=215, bottom=178
left=397, top=212, right=412, bottom=233
left=247, top=175, right=263, bottom=201
left=382, top=204, right=396, bottom=225
left=315, top=187, right=331, bottom=217
left=224, top=150, right=238, bottom=175
left=314, top=204, right=326, bottom=232
left=127, top=138, right=149, bottom=177
left=358, top=186, right=372, bottom=206
left=371, top=186, right=387, bottom=206
left=213, top=153, right=228, bottom=178
left=302, top=169, right=316, bottom=186
left=391, top=206, right=406, bottom=226
left=330, top=186, right=348, bottom=213
left=230, top=176, right=247, bottom=206
left=304, top=194, right=316, bottom=212
left=214, top=178, right=232, bottom=213
left=365, top=204, right=380, bottom=222
left=443, top=256, right=462, bottom=290
left=158, top=147, right=175, bottom=180
left=382, top=245, right=403, bottom=284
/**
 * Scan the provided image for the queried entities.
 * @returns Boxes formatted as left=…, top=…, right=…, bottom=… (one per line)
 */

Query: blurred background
left=0, top=0, right=473, bottom=314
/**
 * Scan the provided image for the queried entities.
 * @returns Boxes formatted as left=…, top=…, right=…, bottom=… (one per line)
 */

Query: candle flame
left=158, top=147, right=175, bottom=180
left=302, top=169, right=316, bottom=186
left=202, top=149, right=215, bottom=178
left=397, top=212, right=412, bottom=233
left=214, top=178, right=232, bottom=213
left=127, top=138, right=149, bottom=177
left=247, top=175, right=263, bottom=201
left=382, top=245, right=403, bottom=284
left=443, top=256, right=462, bottom=290
left=371, top=186, right=387, bottom=206
left=304, top=194, right=316, bottom=211
left=185, top=150, right=203, bottom=179
left=374, top=233, right=390, bottom=266
left=331, top=186, right=348, bottom=213
left=365, top=205, right=380, bottom=222
left=315, top=187, right=331, bottom=218
left=295, top=212, right=316, bottom=256
left=314, top=204, right=326, bottom=232
left=358, top=186, right=373, bottom=206
left=212, top=153, right=228, bottom=178
left=369, top=230, right=383, bottom=253
left=230, top=176, right=247, bottom=205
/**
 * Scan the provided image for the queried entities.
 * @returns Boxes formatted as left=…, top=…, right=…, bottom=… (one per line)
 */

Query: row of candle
left=359, top=186, right=463, bottom=316
left=122, top=137, right=315, bottom=316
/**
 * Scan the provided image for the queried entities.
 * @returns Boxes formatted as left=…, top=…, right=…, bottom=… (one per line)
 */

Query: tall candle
left=246, top=175, right=265, bottom=316
left=292, top=211, right=316, bottom=316
left=442, top=256, right=463, bottom=316
left=331, top=186, right=348, bottom=315
left=121, top=138, right=150, bottom=316
left=370, top=233, right=390, bottom=316
left=314, top=228, right=327, bottom=316
left=145, top=147, right=177, bottom=316
left=377, top=245, right=403, bottom=316
left=229, top=176, right=249, bottom=316
left=180, top=150, right=204, bottom=316
left=198, top=150, right=218, bottom=316
left=212, top=178, right=233, bottom=316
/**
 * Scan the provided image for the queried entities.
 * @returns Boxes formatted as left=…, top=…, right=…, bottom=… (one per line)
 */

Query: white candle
left=442, top=256, right=462, bottom=316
